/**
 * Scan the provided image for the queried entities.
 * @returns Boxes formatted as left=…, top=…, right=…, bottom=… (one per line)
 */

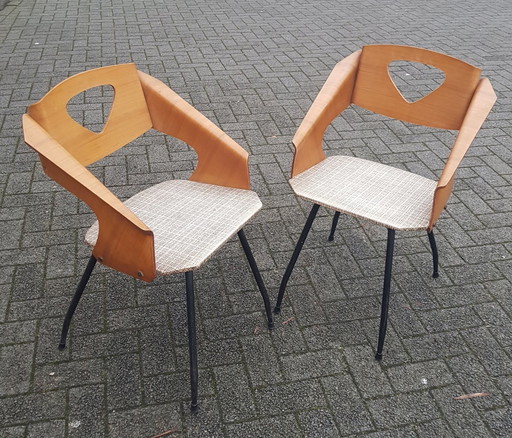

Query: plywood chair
left=274, top=45, right=496, bottom=360
left=22, top=64, right=274, bottom=411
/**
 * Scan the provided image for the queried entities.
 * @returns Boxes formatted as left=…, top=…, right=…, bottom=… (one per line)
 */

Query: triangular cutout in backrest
left=66, top=85, right=114, bottom=133
left=353, top=45, right=481, bottom=129
left=27, top=64, right=153, bottom=166
left=388, top=60, right=446, bottom=103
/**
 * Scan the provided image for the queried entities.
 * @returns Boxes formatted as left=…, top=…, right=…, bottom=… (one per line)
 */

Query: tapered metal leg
left=237, top=229, right=274, bottom=329
left=375, top=228, right=395, bottom=361
left=58, top=255, right=97, bottom=350
left=274, top=203, right=320, bottom=314
left=185, top=271, right=199, bottom=412
left=427, top=229, right=439, bottom=278
left=328, top=211, right=341, bottom=241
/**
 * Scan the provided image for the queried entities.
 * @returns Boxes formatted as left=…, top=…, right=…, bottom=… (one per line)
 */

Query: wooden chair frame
left=275, top=45, right=496, bottom=359
left=23, top=64, right=274, bottom=411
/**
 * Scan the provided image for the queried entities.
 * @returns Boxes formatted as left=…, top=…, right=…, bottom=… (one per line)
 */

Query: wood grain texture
left=292, top=45, right=496, bottom=230
left=23, top=114, right=156, bottom=281
left=352, top=45, right=481, bottom=130
left=23, top=64, right=255, bottom=281
left=28, top=64, right=152, bottom=166
left=291, top=50, right=361, bottom=177
left=138, top=71, right=250, bottom=190
left=429, top=77, right=497, bottom=228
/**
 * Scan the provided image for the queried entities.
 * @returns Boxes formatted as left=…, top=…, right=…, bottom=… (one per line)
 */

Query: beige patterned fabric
left=85, top=180, right=262, bottom=275
left=290, top=156, right=437, bottom=230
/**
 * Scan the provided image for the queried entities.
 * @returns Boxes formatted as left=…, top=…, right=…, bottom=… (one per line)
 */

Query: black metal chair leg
left=185, top=271, right=199, bottom=412
left=427, top=229, right=439, bottom=278
left=274, top=203, right=320, bottom=314
left=328, top=211, right=341, bottom=241
left=375, top=228, right=395, bottom=361
left=58, top=255, right=97, bottom=350
left=237, top=229, right=274, bottom=329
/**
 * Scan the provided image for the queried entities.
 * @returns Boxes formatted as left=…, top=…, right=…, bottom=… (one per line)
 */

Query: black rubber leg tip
left=375, top=352, right=383, bottom=361
left=432, top=272, right=439, bottom=279
left=273, top=307, right=281, bottom=315
left=58, top=343, right=66, bottom=351
left=268, top=321, right=275, bottom=330
left=190, top=403, right=198, bottom=413
left=328, top=236, right=334, bottom=242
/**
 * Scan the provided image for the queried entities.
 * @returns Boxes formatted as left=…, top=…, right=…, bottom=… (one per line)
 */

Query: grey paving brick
left=140, top=325, right=176, bottom=376
left=213, top=363, right=256, bottom=422
left=461, top=326, right=512, bottom=377
left=0, top=343, right=34, bottom=396
left=70, top=293, right=105, bottom=337
left=269, top=315, right=309, bottom=355
left=0, top=283, right=11, bottom=323
left=281, top=349, right=346, bottom=381
left=0, top=319, right=37, bottom=345
left=447, top=354, right=508, bottom=411
left=302, top=320, right=367, bottom=350
left=324, top=296, right=381, bottom=323
left=414, top=419, right=455, bottom=438
left=1, top=426, right=26, bottom=437
left=71, top=329, right=139, bottom=359
left=392, top=271, right=438, bottom=313
left=387, top=293, right=428, bottom=338
left=144, top=369, right=215, bottom=405
left=367, top=391, right=440, bottom=429
left=386, top=360, right=454, bottom=392
left=8, top=297, right=69, bottom=321
left=323, top=374, right=374, bottom=434
left=182, top=397, right=224, bottom=438
left=485, top=407, right=512, bottom=438
left=344, top=345, right=394, bottom=398
left=349, top=429, right=417, bottom=438
left=35, top=317, right=71, bottom=364
left=26, top=420, right=65, bottom=438
left=107, top=305, right=168, bottom=331
left=106, top=353, right=142, bottom=410
left=225, top=414, right=300, bottom=438
left=33, top=358, right=104, bottom=391
left=0, top=391, right=66, bottom=426
left=240, top=334, right=283, bottom=386
left=298, top=408, right=340, bottom=438
left=197, top=338, right=242, bottom=369
left=288, top=284, right=328, bottom=325
left=68, top=385, right=106, bottom=437
left=431, top=385, right=492, bottom=437
left=255, top=379, right=326, bottom=415
left=108, top=403, right=181, bottom=438
left=419, top=306, right=484, bottom=333
left=203, top=312, right=267, bottom=341
left=402, top=331, right=469, bottom=362
left=432, top=282, right=494, bottom=308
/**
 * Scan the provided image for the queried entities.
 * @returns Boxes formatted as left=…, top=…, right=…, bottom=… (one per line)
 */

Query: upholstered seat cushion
left=85, top=180, right=262, bottom=275
left=290, top=155, right=437, bottom=230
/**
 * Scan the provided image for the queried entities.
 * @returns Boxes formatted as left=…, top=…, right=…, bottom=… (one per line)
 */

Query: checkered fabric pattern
left=290, top=156, right=438, bottom=230
left=85, top=180, right=262, bottom=274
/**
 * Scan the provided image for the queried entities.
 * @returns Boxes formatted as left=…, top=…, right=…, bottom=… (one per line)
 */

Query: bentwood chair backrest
left=23, top=64, right=252, bottom=282
left=353, top=45, right=481, bottom=129
left=277, top=45, right=496, bottom=360
left=23, top=65, right=274, bottom=411
left=291, top=45, right=496, bottom=231
left=27, top=64, right=152, bottom=166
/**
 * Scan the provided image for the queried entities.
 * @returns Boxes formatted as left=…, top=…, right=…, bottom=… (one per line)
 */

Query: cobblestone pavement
left=1, top=0, right=512, bottom=436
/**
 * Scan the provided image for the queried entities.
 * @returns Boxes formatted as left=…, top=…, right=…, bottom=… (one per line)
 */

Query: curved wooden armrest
left=23, top=115, right=156, bottom=281
left=291, top=50, right=362, bottom=177
left=429, top=78, right=497, bottom=228
left=138, top=71, right=250, bottom=190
